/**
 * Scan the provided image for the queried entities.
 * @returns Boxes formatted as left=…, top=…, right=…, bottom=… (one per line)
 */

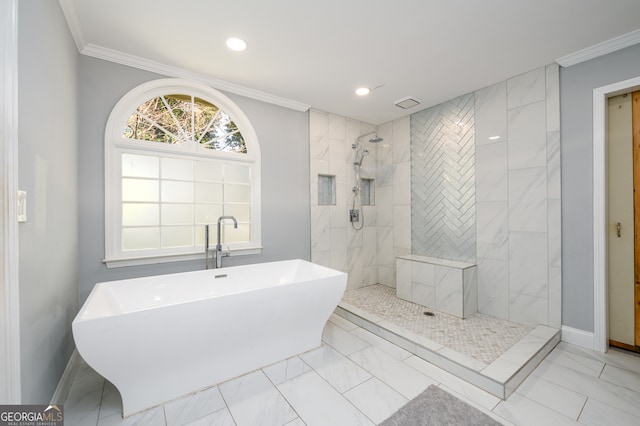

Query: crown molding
left=556, top=29, right=640, bottom=67
left=58, top=0, right=86, bottom=52
left=58, top=0, right=309, bottom=112
left=82, top=43, right=309, bottom=112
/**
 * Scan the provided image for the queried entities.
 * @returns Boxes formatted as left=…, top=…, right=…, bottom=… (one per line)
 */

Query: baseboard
left=561, top=326, right=595, bottom=350
left=50, top=349, right=80, bottom=404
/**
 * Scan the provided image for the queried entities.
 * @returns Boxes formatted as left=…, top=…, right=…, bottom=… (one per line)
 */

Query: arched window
left=104, top=79, right=261, bottom=267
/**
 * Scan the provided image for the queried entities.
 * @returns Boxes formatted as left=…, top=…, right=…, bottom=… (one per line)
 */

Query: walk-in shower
left=350, top=130, right=383, bottom=230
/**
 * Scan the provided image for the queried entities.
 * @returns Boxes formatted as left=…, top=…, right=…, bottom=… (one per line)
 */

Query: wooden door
left=608, top=94, right=635, bottom=348
left=633, top=91, right=640, bottom=346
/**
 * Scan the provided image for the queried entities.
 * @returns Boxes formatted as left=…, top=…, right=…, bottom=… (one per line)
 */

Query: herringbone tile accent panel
left=411, top=94, right=476, bottom=263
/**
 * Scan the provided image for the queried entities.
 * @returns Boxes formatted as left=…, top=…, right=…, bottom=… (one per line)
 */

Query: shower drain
left=423, top=311, right=435, bottom=317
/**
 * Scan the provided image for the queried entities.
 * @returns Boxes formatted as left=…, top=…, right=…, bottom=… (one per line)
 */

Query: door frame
left=594, top=75, right=640, bottom=353
left=1, top=0, right=21, bottom=403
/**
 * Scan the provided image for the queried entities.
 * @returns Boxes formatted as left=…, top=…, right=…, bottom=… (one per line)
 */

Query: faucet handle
left=223, top=246, right=231, bottom=257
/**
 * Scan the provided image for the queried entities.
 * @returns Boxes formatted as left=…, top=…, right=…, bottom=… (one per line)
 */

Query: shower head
left=356, top=130, right=383, bottom=144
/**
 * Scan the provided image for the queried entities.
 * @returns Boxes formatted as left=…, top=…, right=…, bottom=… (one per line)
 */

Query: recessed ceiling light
left=355, top=87, right=370, bottom=96
left=488, top=135, right=501, bottom=140
left=226, top=37, right=247, bottom=51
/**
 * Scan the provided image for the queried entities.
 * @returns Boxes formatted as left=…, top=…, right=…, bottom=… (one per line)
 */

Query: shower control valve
left=349, top=209, right=360, bottom=223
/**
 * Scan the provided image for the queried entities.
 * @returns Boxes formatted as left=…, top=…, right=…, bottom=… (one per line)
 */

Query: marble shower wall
left=474, top=64, right=561, bottom=327
left=374, top=118, right=411, bottom=287
left=308, top=64, right=560, bottom=328
left=309, top=110, right=377, bottom=290
left=309, top=110, right=410, bottom=290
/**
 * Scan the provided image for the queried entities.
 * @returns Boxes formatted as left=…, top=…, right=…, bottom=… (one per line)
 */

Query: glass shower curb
left=335, top=301, right=560, bottom=399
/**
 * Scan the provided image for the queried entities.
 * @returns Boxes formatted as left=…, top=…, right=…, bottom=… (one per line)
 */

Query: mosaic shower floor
left=341, top=284, right=532, bottom=364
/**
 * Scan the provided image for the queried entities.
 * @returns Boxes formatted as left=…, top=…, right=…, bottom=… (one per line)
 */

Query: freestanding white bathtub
left=72, top=259, right=347, bottom=417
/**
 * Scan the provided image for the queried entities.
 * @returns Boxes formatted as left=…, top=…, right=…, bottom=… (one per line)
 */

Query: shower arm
left=357, top=131, right=377, bottom=141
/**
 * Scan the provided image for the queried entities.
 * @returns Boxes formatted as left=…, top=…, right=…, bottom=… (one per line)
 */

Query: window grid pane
left=121, top=153, right=252, bottom=250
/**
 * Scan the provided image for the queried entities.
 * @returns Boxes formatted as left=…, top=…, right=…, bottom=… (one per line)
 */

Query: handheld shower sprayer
left=354, top=149, right=369, bottom=166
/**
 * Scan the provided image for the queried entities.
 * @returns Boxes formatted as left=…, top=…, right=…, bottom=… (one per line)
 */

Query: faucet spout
left=215, top=216, right=238, bottom=268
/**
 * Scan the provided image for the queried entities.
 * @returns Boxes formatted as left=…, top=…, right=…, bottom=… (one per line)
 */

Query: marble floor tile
left=61, top=319, right=640, bottom=426
left=343, top=378, right=408, bottom=424
left=529, top=325, right=559, bottom=341
left=579, top=398, right=640, bottom=426
left=404, top=355, right=501, bottom=411
left=328, top=312, right=359, bottom=331
left=277, top=371, right=374, bottom=426
left=555, top=343, right=640, bottom=375
left=515, top=374, right=586, bottom=419
left=597, top=347, right=640, bottom=374
left=63, top=362, right=104, bottom=426
left=438, top=384, right=514, bottom=425
left=262, top=356, right=311, bottom=386
left=498, top=334, right=547, bottom=366
left=218, top=370, right=297, bottom=426
left=437, top=346, right=488, bottom=371
left=321, top=321, right=370, bottom=355
left=544, top=345, right=605, bottom=377
left=97, top=381, right=125, bottom=421
left=599, top=363, right=640, bottom=393
left=98, top=405, right=166, bottom=426
left=481, top=358, right=521, bottom=383
left=299, top=344, right=372, bottom=393
left=183, top=408, right=235, bottom=426
left=532, top=360, right=640, bottom=418
left=349, top=327, right=412, bottom=360
left=363, top=320, right=422, bottom=353
left=163, top=386, right=226, bottom=425
left=349, top=346, right=436, bottom=399
left=493, top=392, right=580, bottom=426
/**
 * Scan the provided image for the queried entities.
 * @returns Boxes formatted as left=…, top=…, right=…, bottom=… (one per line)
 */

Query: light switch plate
left=17, top=190, right=26, bottom=222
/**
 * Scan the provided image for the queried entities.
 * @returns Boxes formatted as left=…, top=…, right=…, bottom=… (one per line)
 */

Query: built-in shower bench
left=396, top=254, right=477, bottom=319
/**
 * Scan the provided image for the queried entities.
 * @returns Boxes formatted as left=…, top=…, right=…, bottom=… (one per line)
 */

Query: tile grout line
left=261, top=368, right=305, bottom=426
left=216, top=383, right=238, bottom=426
left=298, top=350, right=380, bottom=425
left=94, top=379, right=106, bottom=426
left=574, top=396, right=589, bottom=424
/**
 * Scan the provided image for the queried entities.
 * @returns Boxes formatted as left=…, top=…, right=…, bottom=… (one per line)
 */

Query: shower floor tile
left=341, top=284, right=532, bottom=365
left=338, top=283, right=561, bottom=399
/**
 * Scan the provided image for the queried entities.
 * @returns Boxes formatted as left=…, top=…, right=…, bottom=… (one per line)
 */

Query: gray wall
left=560, top=43, right=640, bottom=332
left=77, top=57, right=310, bottom=302
left=18, top=0, right=79, bottom=403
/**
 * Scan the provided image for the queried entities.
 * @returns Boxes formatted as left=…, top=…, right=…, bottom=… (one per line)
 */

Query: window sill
left=103, top=246, right=263, bottom=269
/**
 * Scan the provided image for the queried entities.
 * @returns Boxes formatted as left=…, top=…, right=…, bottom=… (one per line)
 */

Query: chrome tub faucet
left=205, top=216, right=238, bottom=269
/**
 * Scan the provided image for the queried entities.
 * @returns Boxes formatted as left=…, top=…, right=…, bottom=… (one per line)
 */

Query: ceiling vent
left=395, top=98, right=421, bottom=109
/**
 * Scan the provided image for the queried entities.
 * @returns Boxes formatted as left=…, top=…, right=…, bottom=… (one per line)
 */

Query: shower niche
left=317, top=174, right=336, bottom=206
left=360, top=178, right=374, bottom=206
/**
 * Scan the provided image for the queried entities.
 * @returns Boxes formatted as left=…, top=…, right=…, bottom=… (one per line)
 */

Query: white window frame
left=104, top=78, right=262, bottom=268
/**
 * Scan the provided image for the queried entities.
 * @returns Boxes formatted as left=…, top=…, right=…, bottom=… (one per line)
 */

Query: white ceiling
left=60, top=0, right=640, bottom=125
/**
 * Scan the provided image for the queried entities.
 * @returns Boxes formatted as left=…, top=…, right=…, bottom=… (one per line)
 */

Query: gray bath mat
left=380, top=385, right=503, bottom=426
